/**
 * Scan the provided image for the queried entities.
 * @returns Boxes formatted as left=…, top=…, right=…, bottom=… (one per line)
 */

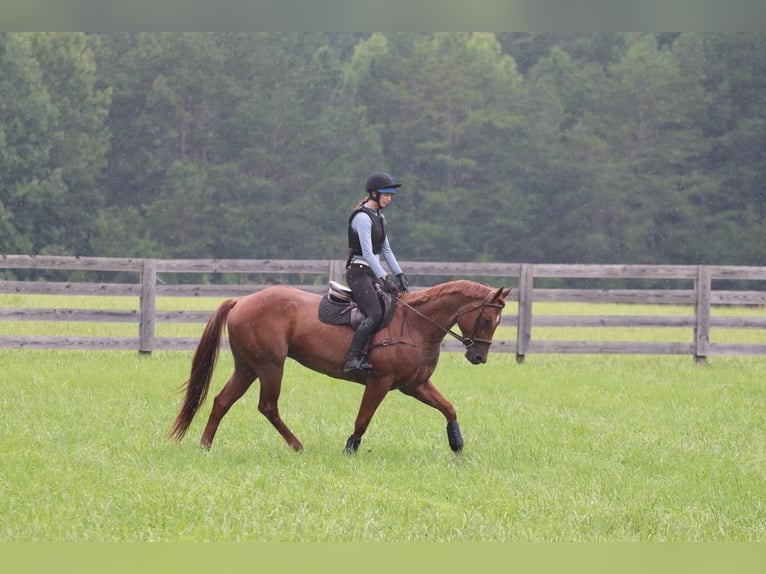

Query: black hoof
left=446, top=421, right=464, bottom=453
left=344, top=435, right=361, bottom=454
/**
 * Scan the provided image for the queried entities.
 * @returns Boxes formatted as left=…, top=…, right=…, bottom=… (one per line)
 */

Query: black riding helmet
left=365, top=172, right=402, bottom=194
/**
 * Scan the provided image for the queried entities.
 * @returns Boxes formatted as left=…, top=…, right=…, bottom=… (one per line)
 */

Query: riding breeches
left=346, top=263, right=383, bottom=339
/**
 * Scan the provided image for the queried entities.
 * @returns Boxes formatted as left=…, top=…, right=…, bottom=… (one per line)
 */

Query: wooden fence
left=2, top=254, right=766, bottom=362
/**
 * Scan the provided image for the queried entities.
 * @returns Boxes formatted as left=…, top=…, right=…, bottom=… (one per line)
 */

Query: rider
left=342, top=171, right=409, bottom=376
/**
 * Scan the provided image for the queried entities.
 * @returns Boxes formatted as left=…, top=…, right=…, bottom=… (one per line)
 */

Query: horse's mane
left=402, top=280, right=491, bottom=306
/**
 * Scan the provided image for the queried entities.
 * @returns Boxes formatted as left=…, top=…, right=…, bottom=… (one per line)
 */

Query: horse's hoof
left=446, top=421, right=464, bottom=452
left=344, top=435, right=361, bottom=454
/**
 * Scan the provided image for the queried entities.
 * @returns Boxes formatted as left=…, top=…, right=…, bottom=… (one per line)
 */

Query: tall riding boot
left=343, top=319, right=376, bottom=375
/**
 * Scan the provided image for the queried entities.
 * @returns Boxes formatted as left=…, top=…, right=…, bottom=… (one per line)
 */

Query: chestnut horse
left=169, top=280, right=511, bottom=454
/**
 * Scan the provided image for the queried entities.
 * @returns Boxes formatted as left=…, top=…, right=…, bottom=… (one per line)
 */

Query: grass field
left=1, top=343, right=764, bottom=541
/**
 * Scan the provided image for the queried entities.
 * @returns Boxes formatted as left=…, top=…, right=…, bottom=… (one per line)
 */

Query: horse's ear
left=492, top=286, right=512, bottom=302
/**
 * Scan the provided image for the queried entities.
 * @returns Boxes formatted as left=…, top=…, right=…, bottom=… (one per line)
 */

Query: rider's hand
left=381, top=276, right=398, bottom=295
left=396, top=273, right=409, bottom=293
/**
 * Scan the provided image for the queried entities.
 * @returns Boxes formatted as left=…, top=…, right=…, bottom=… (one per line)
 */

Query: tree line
left=1, top=32, right=764, bottom=266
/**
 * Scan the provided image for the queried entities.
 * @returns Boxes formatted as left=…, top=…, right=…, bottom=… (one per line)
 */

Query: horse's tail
left=169, top=298, right=239, bottom=441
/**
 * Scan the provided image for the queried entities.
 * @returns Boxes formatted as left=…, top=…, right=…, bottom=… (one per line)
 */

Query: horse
left=169, top=279, right=512, bottom=454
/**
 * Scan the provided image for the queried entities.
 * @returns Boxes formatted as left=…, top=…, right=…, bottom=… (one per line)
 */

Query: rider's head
left=365, top=172, right=401, bottom=206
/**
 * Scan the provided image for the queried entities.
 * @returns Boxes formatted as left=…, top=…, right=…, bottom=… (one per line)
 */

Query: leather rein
left=392, top=293, right=504, bottom=348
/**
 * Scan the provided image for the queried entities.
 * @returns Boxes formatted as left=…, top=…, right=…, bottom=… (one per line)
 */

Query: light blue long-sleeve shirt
left=350, top=210, right=403, bottom=279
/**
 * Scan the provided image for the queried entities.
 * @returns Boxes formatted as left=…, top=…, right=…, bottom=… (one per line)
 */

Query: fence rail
left=2, top=255, right=766, bottom=362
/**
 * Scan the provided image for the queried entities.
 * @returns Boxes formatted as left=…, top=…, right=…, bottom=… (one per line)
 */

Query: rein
left=393, top=293, right=503, bottom=348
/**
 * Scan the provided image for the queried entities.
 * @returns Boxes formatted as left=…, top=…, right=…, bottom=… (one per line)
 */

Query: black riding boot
left=343, top=319, right=376, bottom=375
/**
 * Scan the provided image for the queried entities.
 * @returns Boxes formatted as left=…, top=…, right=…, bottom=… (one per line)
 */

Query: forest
left=1, top=32, right=765, bottom=265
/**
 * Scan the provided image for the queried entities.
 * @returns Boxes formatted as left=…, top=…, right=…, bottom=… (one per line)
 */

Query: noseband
left=396, top=295, right=504, bottom=348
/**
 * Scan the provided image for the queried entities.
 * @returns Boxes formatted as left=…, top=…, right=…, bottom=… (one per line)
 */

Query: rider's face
left=377, top=193, right=394, bottom=208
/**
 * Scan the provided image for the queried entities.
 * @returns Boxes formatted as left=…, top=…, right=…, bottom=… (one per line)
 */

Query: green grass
left=1, top=348, right=764, bottom=541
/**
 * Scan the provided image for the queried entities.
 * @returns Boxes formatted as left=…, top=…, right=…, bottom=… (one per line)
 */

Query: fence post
left=329, top=259, right=346, bottom=285
left=516, top=263, right=534, bottom=364
left=139, top=258, right=157, bottom=355
left=694, top=265, right=711, bottom=365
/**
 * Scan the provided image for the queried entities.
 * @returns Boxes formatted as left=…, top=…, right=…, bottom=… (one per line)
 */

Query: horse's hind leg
left=257, top=363, right=303, bottom=451
left=400, top=379, right=464, bottom=453
left=200, top=367, right=255, bottom=449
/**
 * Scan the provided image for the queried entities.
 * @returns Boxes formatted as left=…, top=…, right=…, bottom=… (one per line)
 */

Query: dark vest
left=347, top=206, right=387, bottom=256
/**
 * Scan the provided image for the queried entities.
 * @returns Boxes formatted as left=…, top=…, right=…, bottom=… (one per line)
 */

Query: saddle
left=318, top=281, right=397, bottom=330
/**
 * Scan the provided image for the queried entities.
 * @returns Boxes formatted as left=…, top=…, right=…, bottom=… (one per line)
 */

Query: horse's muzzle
left=465, top=349, right=487, bottom=364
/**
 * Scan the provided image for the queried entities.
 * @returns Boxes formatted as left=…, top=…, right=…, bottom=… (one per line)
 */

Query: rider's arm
left=380, top=237, right=403, bottom=277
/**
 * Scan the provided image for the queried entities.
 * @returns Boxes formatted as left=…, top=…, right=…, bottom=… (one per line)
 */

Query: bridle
left=394, top=293, right=504, bottom=348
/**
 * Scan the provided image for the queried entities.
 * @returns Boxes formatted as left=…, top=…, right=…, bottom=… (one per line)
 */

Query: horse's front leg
left=344, top=377, right=393, bottom=454
left=400, top=379, right=463, bottom=453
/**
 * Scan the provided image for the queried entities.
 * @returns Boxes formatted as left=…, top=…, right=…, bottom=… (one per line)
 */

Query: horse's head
left=456, top=286, right=512, bottom=364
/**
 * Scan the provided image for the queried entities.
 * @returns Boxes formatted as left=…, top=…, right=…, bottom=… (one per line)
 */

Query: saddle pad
left=317, top=291, right=397, bottom=330
left=318, top=296, right=356, bottom=325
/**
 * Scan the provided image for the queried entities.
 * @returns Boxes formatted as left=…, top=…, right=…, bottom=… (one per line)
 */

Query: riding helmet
left=365, top=172, right=402, bottom=194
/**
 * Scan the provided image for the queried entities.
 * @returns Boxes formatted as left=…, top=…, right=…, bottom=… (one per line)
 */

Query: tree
left=673, top=33, right=766, bottom=265
left=521, top=47, right=612, bottom=263
left=3, top=32, right=758, bottom=266
left=497, top=33, right=628, bottom=75
left=0, top=33, right=110, bottom=255
left=29, top=33, right=111, bottom=254
left=347, top=33, right=527, bottom=261
left=572, top=34, right=709, bottom=263
left=0, top=33, right=52, bottom=254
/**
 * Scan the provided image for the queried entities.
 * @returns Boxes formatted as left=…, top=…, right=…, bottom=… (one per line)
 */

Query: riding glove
left=396, top=273, right=409, bottom=293
left=381, top=276, right=398, bottom=295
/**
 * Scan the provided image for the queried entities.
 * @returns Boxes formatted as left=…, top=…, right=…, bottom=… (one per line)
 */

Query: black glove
left=381, top=276, right=398, bottom=295
left=396, top=273, right=409, bottom=293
